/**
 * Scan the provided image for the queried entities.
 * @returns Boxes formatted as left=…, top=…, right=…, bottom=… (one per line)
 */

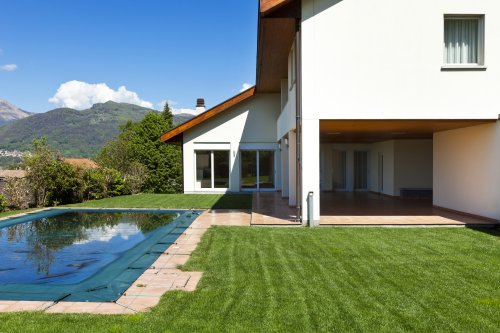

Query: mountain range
left=0, top=100, right=193, bottom=158
left=0, top=99, right=32, bottom=125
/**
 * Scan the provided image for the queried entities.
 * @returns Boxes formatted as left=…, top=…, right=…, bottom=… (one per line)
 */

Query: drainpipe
left=295, top=22, right=303, bottom=225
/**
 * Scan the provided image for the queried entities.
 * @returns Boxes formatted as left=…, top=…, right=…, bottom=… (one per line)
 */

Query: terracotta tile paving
left=0, top=209, right=245, bottom=314
left=251, top=193, right=301, bottom=225
left=320, top=192, right=499, bottom=226
left=0, top=301, right=53, bottom=312
left=249, top=192, right=498, bottom=226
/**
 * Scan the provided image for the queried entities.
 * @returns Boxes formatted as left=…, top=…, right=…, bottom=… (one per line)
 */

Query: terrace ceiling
left=320, top=119, right=496, bottom=143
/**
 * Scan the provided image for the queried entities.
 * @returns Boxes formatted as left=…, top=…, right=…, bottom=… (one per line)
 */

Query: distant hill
left=0, top=99, right=32, bottom=125
left=0, top=101, right=193, bottom=158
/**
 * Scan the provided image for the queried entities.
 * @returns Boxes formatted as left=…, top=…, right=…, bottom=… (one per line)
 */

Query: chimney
left=196, top=98, right=205, bottom=114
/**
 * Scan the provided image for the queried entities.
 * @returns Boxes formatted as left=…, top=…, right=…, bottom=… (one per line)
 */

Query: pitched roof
left=64, top=158, right=98, bottom=169
left=160, top=86, right=256, bottom=143
left=0, top=170, right=26, bottom=178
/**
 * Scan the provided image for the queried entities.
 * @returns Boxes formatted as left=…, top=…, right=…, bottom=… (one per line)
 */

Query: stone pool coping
left=0, top=209, right=251, bottom=314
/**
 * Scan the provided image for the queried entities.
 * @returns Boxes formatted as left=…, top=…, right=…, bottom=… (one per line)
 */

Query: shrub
left=0, top=194, right=7, bottom=212
left=83, top=167, right=126, bottom=200
left=2, top=177, right=32, bottom=209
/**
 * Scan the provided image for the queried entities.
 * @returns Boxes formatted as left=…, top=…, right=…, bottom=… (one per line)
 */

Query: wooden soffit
left=320, top=119, right=496, bottom=143
left=256, top=18, right=296, bottom=93
left=260, top=0, right=300, bottom=17
left=160, top=87, right=256, bottom=143
left=260, top=0, right=294, bottom=16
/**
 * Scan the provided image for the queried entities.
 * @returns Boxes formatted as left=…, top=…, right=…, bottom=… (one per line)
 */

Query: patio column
left=288, top=130, right=297, bottom=207
left=301, top=118, right=320, bottom=225
left=281, top=137, right=289, bottom=198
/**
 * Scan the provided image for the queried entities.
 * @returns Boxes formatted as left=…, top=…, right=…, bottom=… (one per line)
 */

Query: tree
left=98, top=111, right=182, bottom=193
left=23, top=137, right=82, bottom=206
left=162, top=101, right=174, bottom=129
left=23, top=137, right=60, bottom=206
left=97, top=121, right=135, bottom=173
left=124, top=161, right=146, bottom=194
left=48, top=161, right=82, bottom=205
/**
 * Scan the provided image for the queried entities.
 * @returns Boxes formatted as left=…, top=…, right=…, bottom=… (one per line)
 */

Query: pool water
left=0, top=210, right=178, bottom=285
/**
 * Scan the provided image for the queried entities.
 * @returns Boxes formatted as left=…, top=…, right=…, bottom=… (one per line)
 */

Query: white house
left=161, top=0, right=500, bottom=225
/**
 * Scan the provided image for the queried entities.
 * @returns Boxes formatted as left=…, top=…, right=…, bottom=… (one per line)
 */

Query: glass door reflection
left=240, top=150, right=275, bottom=191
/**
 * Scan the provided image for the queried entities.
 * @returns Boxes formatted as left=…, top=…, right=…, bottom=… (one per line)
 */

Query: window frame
left=194, top=149, right=230, bottom=191
left=239, top=149, right=277, bottom=192
left=442, top=14, right=486, bottom=70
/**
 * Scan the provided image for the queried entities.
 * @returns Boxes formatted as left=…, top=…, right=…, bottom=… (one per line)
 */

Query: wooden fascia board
left=260, top=0, right=294, bottom=16
left=160, top=87, right=256, bottom=143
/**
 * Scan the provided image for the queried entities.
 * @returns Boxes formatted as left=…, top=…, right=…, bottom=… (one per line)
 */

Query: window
left=444, top=15, right=484, bottom=66
left=195, top=150, right=230, bottom=189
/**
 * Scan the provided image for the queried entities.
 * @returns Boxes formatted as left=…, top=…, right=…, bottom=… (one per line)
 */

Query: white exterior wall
left=183, top=94, right=281, bottom=193
left=280, top=137, right=290, bottom=198
left=288, top=131, right=297, bottom=206
left=277, top=84, right=296, bottom=140
left=434, top=122, right=500, bottom=220
left=301, top=0, right=500, bottom=120
left=297, top=0, right=499, bottom=221
left=394, top=140, right=433, bottom=194
left=301, top=119, right=320, bottom=223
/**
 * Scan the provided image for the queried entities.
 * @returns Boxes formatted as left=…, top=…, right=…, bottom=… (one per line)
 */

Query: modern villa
left=161, top=0, right=500, bottom=225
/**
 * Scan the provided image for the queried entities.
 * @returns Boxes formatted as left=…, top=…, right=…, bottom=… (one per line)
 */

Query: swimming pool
left=0, top=208, right=200, bottom=302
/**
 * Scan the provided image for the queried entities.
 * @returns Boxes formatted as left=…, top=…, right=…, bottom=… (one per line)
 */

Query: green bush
left=83, top=167, right=127, bottom=200
left=0, top=194, right=7, bottom=212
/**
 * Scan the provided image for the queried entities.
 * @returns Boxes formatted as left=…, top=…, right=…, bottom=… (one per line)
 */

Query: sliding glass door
left=241, top=151, right=257, bottom=189
left=195, top=150, right=230, bottom=190
left=354, top=151, right=368, bottom=190
left=240, top=150, right=275, bottom=191
left=332, top=150, right=347, bottom=190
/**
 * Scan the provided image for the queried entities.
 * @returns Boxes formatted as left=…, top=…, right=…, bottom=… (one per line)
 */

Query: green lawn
left=68, top=193, right=253, bottom=210
left=0, top=194, right=252, bottom=219
left=0, top=208, right=39, bottom=219
left=1, top=227, right=499, bottom=332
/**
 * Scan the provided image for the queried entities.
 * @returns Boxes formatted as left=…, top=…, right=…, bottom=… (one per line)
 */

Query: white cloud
left=0, top=64, right=17, bottom=72
left=172, top=107, right=199, bottom=115
left=156, top=99, right=178, bottom=110
left=75, top=223, right=140, bottom=244
left=48, top=80, right=153, bottom=110
left=239, top=82, right=252, bottom=92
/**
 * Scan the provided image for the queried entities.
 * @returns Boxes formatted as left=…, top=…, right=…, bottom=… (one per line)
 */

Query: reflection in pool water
left=0, top=211, right=177, bottom=285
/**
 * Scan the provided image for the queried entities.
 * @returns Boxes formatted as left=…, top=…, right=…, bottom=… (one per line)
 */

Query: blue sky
left=0, top=0, right=258, bottom=113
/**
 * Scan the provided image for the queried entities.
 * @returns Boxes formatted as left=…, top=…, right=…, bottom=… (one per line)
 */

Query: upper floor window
left=444, top=15, right=485, bottom=66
